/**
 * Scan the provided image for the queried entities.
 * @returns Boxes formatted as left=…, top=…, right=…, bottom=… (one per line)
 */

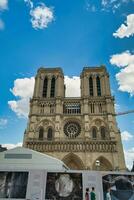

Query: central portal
left=62, top=153, right=85, bottom=170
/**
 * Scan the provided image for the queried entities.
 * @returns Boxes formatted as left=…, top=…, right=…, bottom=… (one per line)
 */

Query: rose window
left=64, top=121, right=81, bottom=138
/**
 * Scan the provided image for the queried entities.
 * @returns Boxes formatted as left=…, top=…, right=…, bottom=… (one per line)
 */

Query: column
left=56, top=99, right=62, bottom=114
left=47, top=76, right=51, bottom=98
left=100, top=75, right=105, bottom=96
left=80, top=76, right=83, bottom=97
left=39, top=75, right=44, bottom=98
left=83, top=76, right=87, bottom=96
left=105, top=74, right=111, bottom=96
left=33, top=75, right=38, bottom=97
left=83, top=99, right=88, bottom=114
left=93, top=75, right=97, bottom=96
left=85, top=75, right=89, bottom=96
left=56, top=75, right=64, bottom=97
left=33, top=75, right=41, bottom=98
left=82, top=75, right=88, bottom=97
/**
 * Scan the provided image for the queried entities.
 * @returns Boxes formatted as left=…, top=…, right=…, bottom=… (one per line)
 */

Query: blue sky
left=0, top=0, right=134, bottom=168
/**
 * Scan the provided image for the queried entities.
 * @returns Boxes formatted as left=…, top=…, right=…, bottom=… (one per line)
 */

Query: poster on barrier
left=45, top=172, right=82, bottom=200
left=26, top=170, right=46, bottom=200
left=0, top=169, right=133, bottom=200
left=102, top=173, right=134, bottom=200
left=0, top=171, right=28, bottom=199
left=83, top=171, right=103, bottom=200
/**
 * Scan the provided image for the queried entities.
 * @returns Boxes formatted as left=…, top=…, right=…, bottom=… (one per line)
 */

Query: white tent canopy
left=0, top=147, right=68, bottom=170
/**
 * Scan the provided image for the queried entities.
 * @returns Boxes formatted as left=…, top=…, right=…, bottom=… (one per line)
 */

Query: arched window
left=90, top=103, right=95, bottom=113
left=42, top=77, right=48, bottom=97
left=89, top=77, right=93, bottom=96
left=50, top=77, right=55, bottom=97
left=100, top=127, right=106, bottom=139
left=98, top=103, right=102, bottom=113
left=96, top=76, right=101, bottom=96
left=47, top=128, right=53, bottom=140
left=39, top=127, right=44, bottom=140
left=92, top=127, right=97, bottom=139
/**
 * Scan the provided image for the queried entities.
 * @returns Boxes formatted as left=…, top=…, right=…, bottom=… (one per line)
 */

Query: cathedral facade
left=23, top=66, right=126, bottom=171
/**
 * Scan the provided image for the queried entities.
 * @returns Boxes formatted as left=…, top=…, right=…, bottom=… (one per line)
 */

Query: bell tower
left=24, top=67, right=65, bottom=142
left=81, top=66, right=111, bottom=97
left=33, top=67, right=65, bottom=98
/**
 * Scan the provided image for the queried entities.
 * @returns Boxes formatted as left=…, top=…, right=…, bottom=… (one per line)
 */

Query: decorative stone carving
left=95, top=119, right=101, bottom=126
left=26, top=140, right=117, bottom=153
left=43, top=120, right=49, bottom=126
left=85, top=125, right=89, bottom=131
left=56, top=123, right=60, bottom=131
left=64, top=121, right=81, bottom=138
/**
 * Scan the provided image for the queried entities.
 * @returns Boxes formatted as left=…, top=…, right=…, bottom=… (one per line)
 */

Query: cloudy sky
left=0, top=0, right=134, bottom=169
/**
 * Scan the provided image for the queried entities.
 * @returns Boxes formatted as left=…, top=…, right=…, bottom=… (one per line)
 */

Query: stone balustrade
left=25, top=140, right=117, bottom=153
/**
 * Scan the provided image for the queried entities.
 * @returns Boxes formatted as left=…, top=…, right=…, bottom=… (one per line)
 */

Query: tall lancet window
left=39, top=127, right=44, bottom=140
left=100, top=127, right=106, bottom=140
left=96, top=76, right=101, bottom=96
left=89, top=76, right=93, bottom=96
left=47, top=128, right=53, bottom=140
left=92, top=127, right=97, bottom=139
left=50, top=77, right=55, bottom=97
left=42, top=77, right=48, bottom=97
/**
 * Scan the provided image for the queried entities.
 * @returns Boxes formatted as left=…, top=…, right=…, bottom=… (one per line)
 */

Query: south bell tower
left=23, top=66, right=126, bottom=171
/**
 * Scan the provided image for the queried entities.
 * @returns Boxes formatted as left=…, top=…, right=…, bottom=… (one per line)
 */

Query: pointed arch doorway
left=92, top=156, right=113, bottom=171
left=62, top=153, right=85, bottom=170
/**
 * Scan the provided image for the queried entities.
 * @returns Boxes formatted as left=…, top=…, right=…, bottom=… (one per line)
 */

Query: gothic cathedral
left=23, top=66, right=126, bottom=171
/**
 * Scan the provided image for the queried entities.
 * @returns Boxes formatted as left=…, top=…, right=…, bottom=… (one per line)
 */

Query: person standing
left=106, top=188, right=111, bottom=200
left=85, top=188, right=90, bottom=200
left=90, top=187, right=96, bottom=200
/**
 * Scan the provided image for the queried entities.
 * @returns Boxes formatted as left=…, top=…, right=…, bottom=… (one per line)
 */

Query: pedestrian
left=90, top=187, right=96, bottom=200
left=85, top=188, right=90, bottom=200
left=106, top=188, right=111, bottom=200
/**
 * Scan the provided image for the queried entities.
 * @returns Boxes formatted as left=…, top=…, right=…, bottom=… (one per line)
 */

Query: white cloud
left=0, top=0, right=8, bottom=10
left=110, top=51, right=134, bottom=96
left=121, top=131, right=133, bottom=141
left=30, top=3, right=54, bottom=29
left=124, top=147, right=134, bottom=170
left=10, top=77, right=35, bottom=98
left=121, top=131, right=134, bottom=169
left=65, top=76, right=80, bottom=97
left=113, top=14, right=134, bottom=38
left=2, top=142, right=22, bottom=150
left=110, top=51, right=134, bottom=67
left=0, top=118, right=8, bottom=128
left=0, top=0, right=8, bottom=30
left=114, top=103, right=120, bottom=111
left=24, top=0, right=33, bottom=9
left=86, top=0, right=133, bottom=13
left=24, top=1, right=54, bottom=30
left=0, top=18, right=4, bottom=30
left=101, top=0, right=121, bottom=12
left=101, top=0, right=134, bottom=13
left=8, top=98, right=30, bottom=118
left=8, top=77, right=35, bottom=118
